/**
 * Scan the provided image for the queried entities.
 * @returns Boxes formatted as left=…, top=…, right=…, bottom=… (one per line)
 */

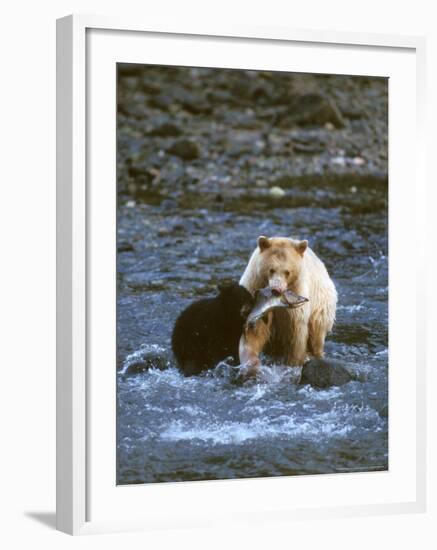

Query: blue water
left=116, top=181, right=388, bottom=484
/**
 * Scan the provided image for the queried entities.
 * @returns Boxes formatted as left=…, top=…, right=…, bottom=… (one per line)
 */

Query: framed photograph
left=56, top=15, right=427, bottom=535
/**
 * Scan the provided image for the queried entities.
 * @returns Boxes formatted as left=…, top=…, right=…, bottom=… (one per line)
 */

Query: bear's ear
left=257, top=236, right=270, bottom=252
left=296, top=240, right=308, bottom=256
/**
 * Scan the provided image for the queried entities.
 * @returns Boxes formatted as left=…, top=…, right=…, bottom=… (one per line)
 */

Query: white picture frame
left=56, top=14, right=427, bottom=535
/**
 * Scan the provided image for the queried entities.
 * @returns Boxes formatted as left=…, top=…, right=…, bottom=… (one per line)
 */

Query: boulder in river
left=167, top=139, right=200, bottom=160
left=120, top=344, right=170, bottom=376
left=299, top=358, right=356, bottom=388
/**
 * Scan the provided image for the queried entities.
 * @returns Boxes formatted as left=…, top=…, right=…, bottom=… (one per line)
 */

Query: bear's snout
left=269, top=278, right=288, bottom=294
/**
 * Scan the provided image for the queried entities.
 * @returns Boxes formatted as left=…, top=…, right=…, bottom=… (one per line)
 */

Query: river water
left=116, top=177, right=388, bottom=484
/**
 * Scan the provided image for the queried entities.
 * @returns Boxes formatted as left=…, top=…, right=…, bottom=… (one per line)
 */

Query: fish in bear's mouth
left=245, top=287, right=308, bottom=328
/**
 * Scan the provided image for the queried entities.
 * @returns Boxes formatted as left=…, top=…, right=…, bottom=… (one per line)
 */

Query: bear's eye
left=284, top=270, right=290, bottom=278
left=269, top=268, right=275, bottom=275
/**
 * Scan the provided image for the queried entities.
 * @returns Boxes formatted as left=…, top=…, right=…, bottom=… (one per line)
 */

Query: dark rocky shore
left=117, top=64, right=388, bottom=210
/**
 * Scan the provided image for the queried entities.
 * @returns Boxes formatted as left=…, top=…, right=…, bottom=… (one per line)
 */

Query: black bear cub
left=172, top=283, right=254, bottom=376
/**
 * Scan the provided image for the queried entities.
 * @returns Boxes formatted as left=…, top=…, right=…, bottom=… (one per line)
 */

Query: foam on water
left=117, top=358, right=387, bottom=477
left=158, top=404, right=382, bottom=445
left=338, top=302, right=365, bottom=313
left=120, top=343, right=170, bottom=376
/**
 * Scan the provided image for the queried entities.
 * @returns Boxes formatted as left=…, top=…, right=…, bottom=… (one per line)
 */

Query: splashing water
left=117, top=356, right=387, bottom=483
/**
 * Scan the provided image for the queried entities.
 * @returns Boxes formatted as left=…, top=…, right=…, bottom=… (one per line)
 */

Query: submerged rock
left=120, top=344, right=170, bottom=375
left=299, top=358, right=355, bottom=388
left=167, top=139, right=200, bottom=160
left=117, top=240, right=134, bottom=253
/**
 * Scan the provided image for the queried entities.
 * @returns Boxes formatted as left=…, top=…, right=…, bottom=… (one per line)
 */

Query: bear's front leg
left=287, top=318, right=309, bottom=366
left=238, top=313, right=271, bottom=378
left=308, top=329, right=325, bottom=359
left=238, top=337, right=260, bottom=378
left=308, top=311, right=333, bottom=358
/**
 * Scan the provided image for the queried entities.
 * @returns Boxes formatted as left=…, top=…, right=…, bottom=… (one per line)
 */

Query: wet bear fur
left=239, top=236, right=337, bottom=368
left=172, top=283, right=254, bottom=376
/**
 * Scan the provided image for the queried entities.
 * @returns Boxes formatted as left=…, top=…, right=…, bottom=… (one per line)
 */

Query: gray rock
left=117, top=240, right=134, bottom=253
left=149, top=93, right=174, bottom=111
left=299, top=358, right=355, bottom=388
left=293, top=142, right=326, bottom=155
left=269, top=186, right=286, bottom=198
left=167, top=139, right=200, bottom=160
left=120, top=344, right=170, bottom=375
left=148, top=122, right=182, bottom=137
left=225, top=130, right=263, bottom=157
left=286, top=93, right=345, bottom=128
left=178, top=91, right=211, bottom=115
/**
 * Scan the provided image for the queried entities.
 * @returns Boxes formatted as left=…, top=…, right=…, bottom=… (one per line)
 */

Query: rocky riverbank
left=117, top=65, right=388, bottom=209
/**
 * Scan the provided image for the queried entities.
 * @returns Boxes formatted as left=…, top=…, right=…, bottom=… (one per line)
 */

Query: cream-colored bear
left=239, top=236, right=337, bottom=373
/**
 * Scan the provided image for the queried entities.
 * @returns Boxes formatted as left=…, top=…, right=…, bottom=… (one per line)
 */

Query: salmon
left=245, top=288, right=308, bottom=328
